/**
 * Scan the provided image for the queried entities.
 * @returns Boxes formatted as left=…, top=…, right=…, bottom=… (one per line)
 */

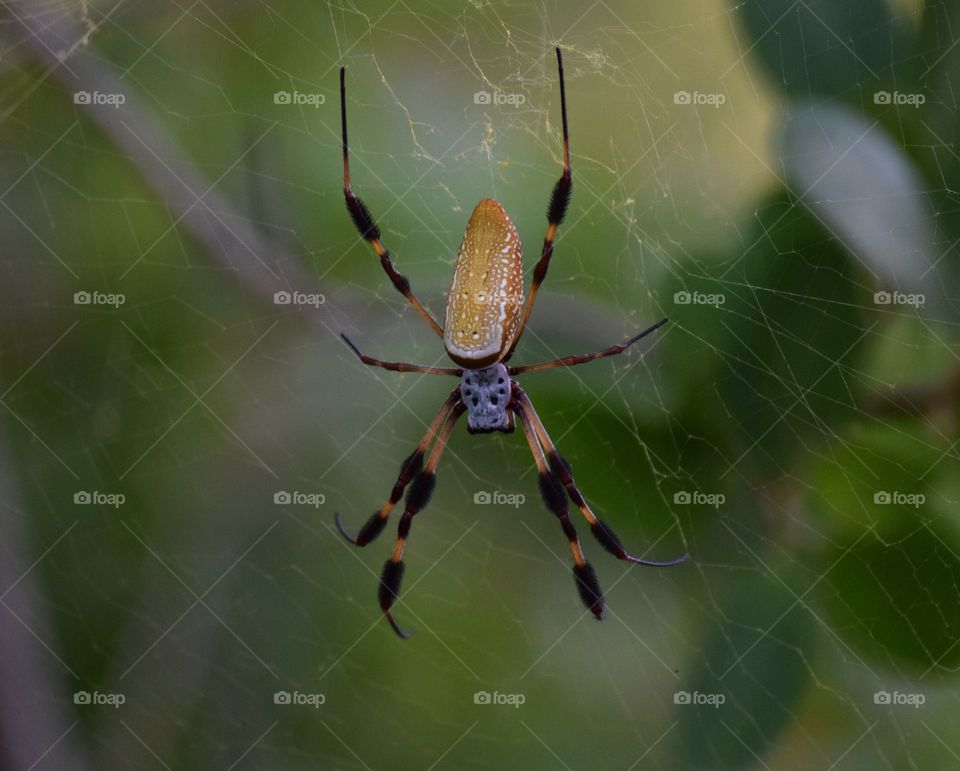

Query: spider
left=335, top=48, right=687, bottom=638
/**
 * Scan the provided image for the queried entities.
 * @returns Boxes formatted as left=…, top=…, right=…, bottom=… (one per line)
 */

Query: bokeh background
left=1, top=0, right=959, bottom=768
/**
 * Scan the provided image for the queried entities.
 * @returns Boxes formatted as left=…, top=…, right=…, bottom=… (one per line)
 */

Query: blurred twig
left=13, top=8, right=317, bottom=303
left=863, top=364, right=960, bottom=421
left=0, top=439, right=93, bottom=771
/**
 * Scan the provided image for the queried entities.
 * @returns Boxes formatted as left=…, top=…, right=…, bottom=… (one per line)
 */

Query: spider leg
left=506, top=47, right=572, bottom=359
left=340, top=334, right=462, bottom=376
left=508, top=318, right=668, bottom=375
left=335, top=388, right=462, bottom=546
left=515, top=396, right=604, bottom=619
left=378, top=400, right=466, bottom=637
left=339, top=67, right=443, bottom=338
left=513, top=389, right=687, bottom=568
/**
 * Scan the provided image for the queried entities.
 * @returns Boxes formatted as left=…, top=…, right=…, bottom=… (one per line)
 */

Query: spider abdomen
left=460, top=363, right=513, bottom=434
left=444, top=198, right=524, bottom=368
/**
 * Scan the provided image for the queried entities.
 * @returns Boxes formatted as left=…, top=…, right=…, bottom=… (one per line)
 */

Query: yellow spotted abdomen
left=444, top=199, right=524, bottom=368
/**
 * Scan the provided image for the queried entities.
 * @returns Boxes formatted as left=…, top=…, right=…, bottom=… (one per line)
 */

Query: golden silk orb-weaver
left=335, top=48, right=687, bottom=638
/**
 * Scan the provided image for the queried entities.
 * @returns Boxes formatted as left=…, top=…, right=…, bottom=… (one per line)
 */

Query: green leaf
left=807, top=418, right=960, bottom=675
left=779, top=101, right=948, bottom=311
left=817, top=518, right=960, bottom=675
left=675, top=569, right=812, bottom=769
left=736, top=0, right=896, bottom=99
left=669, top=192, right=866, bottom=479
left=807, top=421, right=945, bottom=540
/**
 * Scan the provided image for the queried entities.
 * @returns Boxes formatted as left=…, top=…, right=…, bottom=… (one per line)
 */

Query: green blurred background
left=1, top=0, right=958, bottom=768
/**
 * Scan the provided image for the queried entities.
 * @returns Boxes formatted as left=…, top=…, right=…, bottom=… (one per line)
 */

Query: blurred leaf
left=676, top=570, right=812, bottom=769
left=668, top=192, right=866, bottom=480
left=916, top=0, right=960, bottom=293
left=807, top=416, right=960, bottom=676
left=736, top=0, right=898, bottom=99
left=778, top=101, right=949, bottom=311
left=807, top=421, right=945, bottom=540
left=864, top=314, right=958, bottom=386
left=919, top=0, right=960, bottom=148
left=818, top=518, right=960, bottom=675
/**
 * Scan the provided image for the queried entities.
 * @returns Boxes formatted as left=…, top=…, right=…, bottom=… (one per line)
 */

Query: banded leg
left=514, top=389, right=687, bottom=567
left=335, top=388, right=461, bottom=546
left=515, top=400, right=604, bottom=619
left=509, top=318, right=668, bottom=375
left=506, top=46, right=572, bottom=358
left=340, top=66, right=443, bottom=337
left=341, top=334, right=462, bottom=376
left=379, top=401, right=466, bottom=637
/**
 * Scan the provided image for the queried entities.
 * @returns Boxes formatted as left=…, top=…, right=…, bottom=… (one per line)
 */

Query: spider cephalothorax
left=334, top=48, right=687, bottom=638
left=460, top=363, right=513, bottom=434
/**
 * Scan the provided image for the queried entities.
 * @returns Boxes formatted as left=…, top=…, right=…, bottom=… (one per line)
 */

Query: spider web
left=0, top=0, right=958, bottom=769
